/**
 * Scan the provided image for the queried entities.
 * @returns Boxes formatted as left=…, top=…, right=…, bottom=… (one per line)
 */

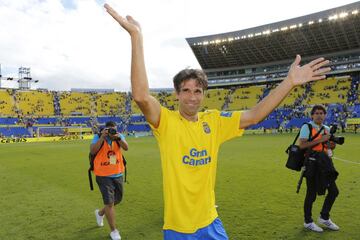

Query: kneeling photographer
left=298, top=105, right=340, bottom=233
left=90, top=121, right=128, bottom=240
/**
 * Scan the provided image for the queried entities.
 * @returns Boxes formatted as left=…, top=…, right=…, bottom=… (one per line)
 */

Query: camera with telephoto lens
left=106, top=128, right=117, bottom=135
left=329, top=125, right=345, bottom=145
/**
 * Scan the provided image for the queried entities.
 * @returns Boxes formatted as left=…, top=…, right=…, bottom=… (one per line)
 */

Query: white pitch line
left=333, top=157, right=360, bottom=165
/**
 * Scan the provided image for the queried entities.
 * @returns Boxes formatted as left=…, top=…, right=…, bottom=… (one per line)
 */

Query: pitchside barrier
left=0, top=135, right=93, bottom=144
left=1, top=124, right=358, bottom=144
left=347, top=118, right=360, bottom=126
left=35, top=126, right=93, bottom=138
left=0, top=129, right=311, bottom=144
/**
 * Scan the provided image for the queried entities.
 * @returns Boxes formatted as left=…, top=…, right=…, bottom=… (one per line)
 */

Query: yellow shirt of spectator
left=150, top=106, right=244, bottom=233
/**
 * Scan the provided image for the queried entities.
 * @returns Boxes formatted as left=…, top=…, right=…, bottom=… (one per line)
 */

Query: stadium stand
left=94, top=92, right=127, bottom=116
left=0, top=89, right=15, bottom=116
left=1, top=2, right=360, bottom=137
left=15, top=90, right=55, bottom=116
left=227, top=85, right=263, bottom=110
left=201, top=89, right=228, bottom=110
left=58, top=91, right=92, bottom=115
left=0, top=126, right=30, bottom=138
left=155, top=91, right=177, bottom=110
left=305, top=76, right=351, bottom=105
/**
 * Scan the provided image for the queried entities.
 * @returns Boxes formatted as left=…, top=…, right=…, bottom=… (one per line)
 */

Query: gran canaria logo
left=182, top=148, right=211, bottom=166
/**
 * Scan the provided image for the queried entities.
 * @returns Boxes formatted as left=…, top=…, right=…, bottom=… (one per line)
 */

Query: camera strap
left=309, top=125, right=324, bottom=142
left=309, top=125, right=325, bottom=151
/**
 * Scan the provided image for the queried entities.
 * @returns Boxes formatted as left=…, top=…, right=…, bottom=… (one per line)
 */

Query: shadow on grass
left=71, top=217, right=163, bottom=240
left=292, top=227, right=341, bottom=240
left=72, top=226, right=108, bottom=240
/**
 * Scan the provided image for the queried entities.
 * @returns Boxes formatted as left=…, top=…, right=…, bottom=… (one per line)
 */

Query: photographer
left=90, top=121, right=128, bottom=240
left=298, top=105, right=339, bottom=232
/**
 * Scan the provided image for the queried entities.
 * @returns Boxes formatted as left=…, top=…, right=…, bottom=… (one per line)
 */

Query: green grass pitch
left=0, top=133, right=359, bottom=239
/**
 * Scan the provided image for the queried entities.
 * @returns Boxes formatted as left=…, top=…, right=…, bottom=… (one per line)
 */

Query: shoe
left=304, top=222, right=323, bottom=232
left=94, top=209, right=104, bottom=227
left=110, top=229, right=121, bottom=240
left=318, top=217, right=340, bottom=231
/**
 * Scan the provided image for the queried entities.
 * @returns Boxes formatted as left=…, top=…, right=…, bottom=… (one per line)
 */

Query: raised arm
left=90, top=129, right=107, bottom=155
left=104, top=4, right=161, bottom=127
left=239, top=55, right=331, bottom=129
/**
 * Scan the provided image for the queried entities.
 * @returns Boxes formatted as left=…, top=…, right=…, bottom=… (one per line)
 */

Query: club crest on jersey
left=202, top=122, right=211, bottom=134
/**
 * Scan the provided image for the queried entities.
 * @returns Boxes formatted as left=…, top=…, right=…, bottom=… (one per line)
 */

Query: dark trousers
left=304, top=176, right=339, bottom=223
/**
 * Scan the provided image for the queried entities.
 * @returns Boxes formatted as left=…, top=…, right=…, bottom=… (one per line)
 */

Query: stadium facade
left=185, top=1, right=360, bottom=130
left=186, top=1, right=360, bottom=88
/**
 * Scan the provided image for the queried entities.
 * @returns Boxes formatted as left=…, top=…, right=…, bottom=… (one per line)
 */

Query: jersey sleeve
left=217, top=110, right=245, bottom=144
left=149, top=106, right=169, bottom=138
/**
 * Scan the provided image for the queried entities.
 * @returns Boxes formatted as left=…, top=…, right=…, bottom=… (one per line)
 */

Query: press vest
left=311, top=127, right=328, bottom=152
left=93, top=140, right=124, bottom=176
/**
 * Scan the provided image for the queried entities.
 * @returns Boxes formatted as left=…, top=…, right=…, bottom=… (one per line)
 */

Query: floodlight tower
left=18, top=66, right=39, bottom=89
left=0, top=64, right=39, bottom=89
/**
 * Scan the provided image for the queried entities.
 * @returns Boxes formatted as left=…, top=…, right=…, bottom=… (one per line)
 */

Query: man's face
left=176, top=79, right=204, bottom=117
left=311, top=109, right=326, bottom=125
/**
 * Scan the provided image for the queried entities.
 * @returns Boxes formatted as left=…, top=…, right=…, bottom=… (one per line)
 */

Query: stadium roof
left=186, top=1, right=360, bottom=70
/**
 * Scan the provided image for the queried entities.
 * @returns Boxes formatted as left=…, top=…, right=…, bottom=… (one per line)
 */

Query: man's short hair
left=105, top=121, right=117, bottom=128
left=311, top=105, right=327, bottom=115
left=173, top=68, right=208, bottom=93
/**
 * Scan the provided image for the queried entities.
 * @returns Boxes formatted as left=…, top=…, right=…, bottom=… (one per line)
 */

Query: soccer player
left=104, top=3, right=331, bottom=239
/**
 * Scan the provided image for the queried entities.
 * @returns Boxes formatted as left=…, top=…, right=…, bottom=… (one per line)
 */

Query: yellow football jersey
left=150, top=106, right=244, bottom=233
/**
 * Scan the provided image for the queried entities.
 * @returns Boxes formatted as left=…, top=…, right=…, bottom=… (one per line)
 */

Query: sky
left=0, top=0, right=358, bottom=91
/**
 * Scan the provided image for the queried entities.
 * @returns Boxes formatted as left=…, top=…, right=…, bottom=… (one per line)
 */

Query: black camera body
left=329, top=125, right=345, bottom=145
left=106, top=128, right=117, bottom=135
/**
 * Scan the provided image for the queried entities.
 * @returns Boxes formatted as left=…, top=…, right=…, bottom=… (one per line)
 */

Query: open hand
left=287, top=55, right=331, bottom=87
left=104, top=3, right=141, bottom=36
